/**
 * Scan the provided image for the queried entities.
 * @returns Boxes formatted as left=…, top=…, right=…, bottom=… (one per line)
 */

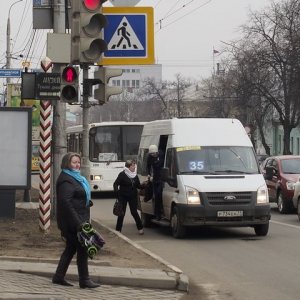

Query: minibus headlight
left=257, top=185, right=269, bottom=204
left=185, top=186, right=201, bottom=204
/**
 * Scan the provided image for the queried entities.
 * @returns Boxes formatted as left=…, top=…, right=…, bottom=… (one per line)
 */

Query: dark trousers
left=153, top=181, right=163, bottom=218
left=54, top=231, right=89, bottom=282
left=116, top=194, right=143, bottom=232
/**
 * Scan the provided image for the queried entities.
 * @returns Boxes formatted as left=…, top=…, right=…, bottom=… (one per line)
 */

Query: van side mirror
left=265, top=166, right=274, bottom=180
left=161, top=167, right=177, bottom=187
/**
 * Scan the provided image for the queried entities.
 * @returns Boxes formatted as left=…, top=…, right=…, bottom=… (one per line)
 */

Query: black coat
left=113, top=171, right=142, bottom=199
left=146, top=150, right=164, bottom=181
left=56, top=172, right=90, bottom=236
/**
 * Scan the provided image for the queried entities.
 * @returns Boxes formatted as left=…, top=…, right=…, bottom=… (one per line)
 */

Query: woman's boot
left=77, top=251, right=100, bottom=289
left=52, top=252, right=73, bottom=286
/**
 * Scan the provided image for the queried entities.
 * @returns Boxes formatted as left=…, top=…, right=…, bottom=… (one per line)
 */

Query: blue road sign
left=0, top=69, right=21, bottom=78
left=100, top=7, right=154, bottom=65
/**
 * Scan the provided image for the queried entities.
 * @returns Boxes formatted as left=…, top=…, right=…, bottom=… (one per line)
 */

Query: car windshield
left=176, top=146, right=259, bottom=174
left=281, top=159, right=300, bottom=174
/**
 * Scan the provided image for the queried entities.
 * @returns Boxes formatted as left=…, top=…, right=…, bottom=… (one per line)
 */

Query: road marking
left=196, top=283, right=222, bottom=300
left=270, top=220, right=300, bottom=229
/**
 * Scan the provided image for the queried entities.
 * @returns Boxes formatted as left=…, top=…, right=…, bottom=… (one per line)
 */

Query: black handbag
left=143, top=180, right=153, bottom=202
left=113, top=199, right=124, bottom=217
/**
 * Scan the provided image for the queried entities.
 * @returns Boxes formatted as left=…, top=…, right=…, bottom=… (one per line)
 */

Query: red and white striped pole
left=39, top=57, right=53, bottom=232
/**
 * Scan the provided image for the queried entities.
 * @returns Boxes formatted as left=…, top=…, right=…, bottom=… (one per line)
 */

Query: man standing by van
left=147, top=145, right=164, bottom=220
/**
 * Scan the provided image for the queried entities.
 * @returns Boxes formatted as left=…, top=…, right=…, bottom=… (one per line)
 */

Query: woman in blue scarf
left=52, top=152, right=99, bottom=289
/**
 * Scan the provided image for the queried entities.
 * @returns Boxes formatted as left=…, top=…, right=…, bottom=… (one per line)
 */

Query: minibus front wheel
left=171, top=207, right=186, bottom=239
left=254, top=222, right=269, bottom=236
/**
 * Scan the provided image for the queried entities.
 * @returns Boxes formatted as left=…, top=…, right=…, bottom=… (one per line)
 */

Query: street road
left=91, top=195, right=300, bottom=300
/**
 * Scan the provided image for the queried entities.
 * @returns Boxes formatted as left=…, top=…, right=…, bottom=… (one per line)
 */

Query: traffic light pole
left=52, top=0, right=67, bottom=216
left=81, top=64, right=90, bottom=179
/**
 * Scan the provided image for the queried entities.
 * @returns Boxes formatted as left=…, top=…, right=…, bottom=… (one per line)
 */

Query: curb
left=98, top=222, right=189, bottom=292
left=0, top=261, right=179, bottom=290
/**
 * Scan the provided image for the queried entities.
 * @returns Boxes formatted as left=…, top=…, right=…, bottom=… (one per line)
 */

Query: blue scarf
left=62, top=169, right=91, bottom=206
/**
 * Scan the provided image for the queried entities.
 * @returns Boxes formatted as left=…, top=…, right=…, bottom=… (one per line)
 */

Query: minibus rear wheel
left=171, top=207, right=186, bottom=239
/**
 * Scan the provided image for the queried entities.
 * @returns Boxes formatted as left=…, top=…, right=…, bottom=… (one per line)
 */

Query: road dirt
left=0, top=189, right=169, bottom=271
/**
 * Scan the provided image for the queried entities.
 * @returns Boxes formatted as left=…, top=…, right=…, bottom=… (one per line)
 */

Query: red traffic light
left=83, top=0, right=103, bottom=11
left=62, top=66, right=78, bottom=83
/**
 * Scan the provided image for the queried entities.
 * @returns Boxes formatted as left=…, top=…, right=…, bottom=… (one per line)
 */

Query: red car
left=262, top=155, right=300, bottom=213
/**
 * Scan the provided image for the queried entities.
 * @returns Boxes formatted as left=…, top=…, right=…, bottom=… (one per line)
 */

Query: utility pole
left=81, top=64, right=90, bottom=178
left=6, top=0, right=23, bottom=92
left=52, top=0, right=66, bottom=214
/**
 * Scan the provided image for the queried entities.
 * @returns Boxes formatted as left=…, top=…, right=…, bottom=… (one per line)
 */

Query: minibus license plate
left=217, top=211, right=243, bottom=217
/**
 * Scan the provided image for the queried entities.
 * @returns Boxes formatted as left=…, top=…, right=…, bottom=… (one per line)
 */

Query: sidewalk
left=0, top=269, right=185, bottom=300
left=0, top=203, right=189, bottom=299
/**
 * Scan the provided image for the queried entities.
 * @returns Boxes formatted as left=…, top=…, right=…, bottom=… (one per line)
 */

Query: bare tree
left=142, top=74, right=191, bottom=118
left=237, top=0, right=300, bottom=154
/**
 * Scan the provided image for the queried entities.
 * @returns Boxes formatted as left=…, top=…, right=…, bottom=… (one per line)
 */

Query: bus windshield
left=176, top=146, right=259, bottom=174
left=89, top=125, right=143, bottom=162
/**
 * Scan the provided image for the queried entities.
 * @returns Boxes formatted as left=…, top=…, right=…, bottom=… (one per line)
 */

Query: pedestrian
left=52, top=152, right=100, bottom=289
left=113, top=160, right=144, bottom=234
left=147, top=145, right=164, bottom=220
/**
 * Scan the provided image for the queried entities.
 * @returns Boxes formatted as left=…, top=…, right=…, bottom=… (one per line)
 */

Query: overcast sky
left=0, top=0, right=273, bottom=88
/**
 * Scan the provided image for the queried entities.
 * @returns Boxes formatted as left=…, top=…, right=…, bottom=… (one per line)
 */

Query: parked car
left=262, top=155, right=300, bottom=213
left=292, top=180, right=300, bottom=220
left=256, top=154, right=269, bottom=166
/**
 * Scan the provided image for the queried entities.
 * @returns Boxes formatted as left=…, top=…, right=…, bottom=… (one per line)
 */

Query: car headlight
left=286, top=181, right=296, bottom=190
left=185, top=186, right=201, bottom=204
left=257, top=184, right=269, bottom=204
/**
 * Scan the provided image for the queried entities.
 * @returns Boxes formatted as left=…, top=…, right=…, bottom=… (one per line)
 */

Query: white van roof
left=142, top=118, right=252, bottom=147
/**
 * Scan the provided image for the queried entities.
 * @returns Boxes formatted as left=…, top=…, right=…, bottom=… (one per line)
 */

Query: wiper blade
left=214, top=169, right=251, bottom=174
left=180, top=170, right=217, bottom=175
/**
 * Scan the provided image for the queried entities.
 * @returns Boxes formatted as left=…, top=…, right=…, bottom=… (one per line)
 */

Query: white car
left=292, top=178, right=300, bottom=220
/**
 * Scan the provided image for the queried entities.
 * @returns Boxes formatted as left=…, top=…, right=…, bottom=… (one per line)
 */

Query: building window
left=290, top=137, right=294, bottom=154
left=122, top=80, right=130, bottom=87
left=112, top=80, right=121, bottom=86
left=297, top=138, right=300, bottom=155
left=130, top=80, right=140, bottom=89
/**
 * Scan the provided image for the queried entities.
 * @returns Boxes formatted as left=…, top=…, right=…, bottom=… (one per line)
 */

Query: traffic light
left=71, top=0, right=108, bottom=65
left=94, top=67, right=123, bottom=104
left=60, top=65, right=79, bottom=103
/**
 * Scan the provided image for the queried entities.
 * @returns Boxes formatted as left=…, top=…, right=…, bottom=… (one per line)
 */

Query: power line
left=156, top=0, right=214, bottom=33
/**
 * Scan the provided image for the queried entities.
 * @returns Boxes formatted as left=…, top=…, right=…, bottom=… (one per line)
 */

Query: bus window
left=122, top=126, right=143, bottom=161
left=92, top=126, right=120, bottom=161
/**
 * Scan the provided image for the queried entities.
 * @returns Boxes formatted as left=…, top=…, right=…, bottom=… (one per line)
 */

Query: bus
left=66, top=121, right=146, bottom=192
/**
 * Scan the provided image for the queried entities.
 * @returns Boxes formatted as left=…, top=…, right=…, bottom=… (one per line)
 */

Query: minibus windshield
left=176, top=146, right=259, bottom=175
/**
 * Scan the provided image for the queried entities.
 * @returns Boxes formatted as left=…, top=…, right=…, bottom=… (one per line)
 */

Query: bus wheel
left=254, top=223, right=269, bottom=236
left=141, top=212, right=152, bottom=228
left=171, top=207, right=186, bottom=239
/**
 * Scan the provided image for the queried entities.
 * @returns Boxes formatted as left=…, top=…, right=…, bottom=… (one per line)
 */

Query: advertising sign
left=0, top=107, right=32, bottom=188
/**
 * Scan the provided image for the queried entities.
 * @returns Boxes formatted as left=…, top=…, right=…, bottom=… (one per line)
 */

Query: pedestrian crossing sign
left=99, top=7, right=154, bottom=65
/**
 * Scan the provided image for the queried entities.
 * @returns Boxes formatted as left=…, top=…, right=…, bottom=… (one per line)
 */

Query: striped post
left=39, top=57, right=53, bottom=232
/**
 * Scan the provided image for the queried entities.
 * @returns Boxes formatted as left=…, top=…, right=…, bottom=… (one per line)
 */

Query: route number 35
left=189, top=161, right=204, bottom=170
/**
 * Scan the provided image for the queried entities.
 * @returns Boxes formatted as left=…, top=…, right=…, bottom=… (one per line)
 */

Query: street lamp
left=6, top=0, right=23, bottom=86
